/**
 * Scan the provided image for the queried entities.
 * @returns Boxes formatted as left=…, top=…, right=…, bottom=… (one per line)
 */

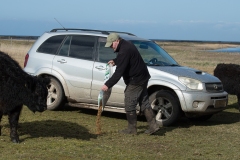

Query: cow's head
left=27, top=76, right=50, bottom=112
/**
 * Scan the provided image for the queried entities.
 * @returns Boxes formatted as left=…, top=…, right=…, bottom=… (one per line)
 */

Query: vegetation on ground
left=0, top=39, right=240, bottom=159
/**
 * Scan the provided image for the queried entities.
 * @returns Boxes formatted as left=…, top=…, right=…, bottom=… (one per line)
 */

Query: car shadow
left=177, top=104, right=240, bottom=127
left=16, top=120, right=97, bottom=142
left=137, top=104, right=240, bottom=136
left=56, top=103, right=240, bottom=136
left=66, top=103, right=240, bottom=124
left=64, top=105, right=127, bottom=120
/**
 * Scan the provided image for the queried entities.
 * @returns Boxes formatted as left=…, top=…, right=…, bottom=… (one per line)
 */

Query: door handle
left=57, top=59, right=67, bottom=63
left=95, top=65, right=105, bottom=70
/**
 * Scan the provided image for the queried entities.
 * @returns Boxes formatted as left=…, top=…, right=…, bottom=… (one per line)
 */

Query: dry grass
left=1, top=39, right=240, bottom=159
left=0, top=39, right=34, bottom=67
left=157, top=41, right=240, bottom=74
left=1, top=39, right=240, bottom=74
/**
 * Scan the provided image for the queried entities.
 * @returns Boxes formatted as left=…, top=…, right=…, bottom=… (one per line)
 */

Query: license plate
left=214, top=100, right=227, bottom=108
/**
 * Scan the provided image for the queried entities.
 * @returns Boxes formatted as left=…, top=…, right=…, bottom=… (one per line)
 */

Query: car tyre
left=149, top=90, right=181, bottom=126
left=47, top=77, right=65, bottom=110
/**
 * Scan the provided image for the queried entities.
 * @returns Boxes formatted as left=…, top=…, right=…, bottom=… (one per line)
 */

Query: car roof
left=46, top=28, right=150, bottom=41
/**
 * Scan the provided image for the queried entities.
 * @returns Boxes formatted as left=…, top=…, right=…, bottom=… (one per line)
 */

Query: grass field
left=0, top=39, right=240, bottom=159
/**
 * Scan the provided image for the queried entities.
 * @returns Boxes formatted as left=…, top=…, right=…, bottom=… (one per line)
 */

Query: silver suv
left=24, top=28, right=228, bottom=126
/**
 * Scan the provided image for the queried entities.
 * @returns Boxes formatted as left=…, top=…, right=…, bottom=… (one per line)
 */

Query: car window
left=131, top=40, right=178, bottom=66
left=37, top=35, right=66, bottom=54
left=69, top=35, right=95, bottom=60
left=97, top=37, right=116, bottom=63
left=58, top=36, right=71, bottom=56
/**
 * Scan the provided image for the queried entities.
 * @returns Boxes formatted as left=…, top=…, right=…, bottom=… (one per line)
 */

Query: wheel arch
left=147, top=82, right=188, bottom=111
left=148, top=84, right=179, bottom=102
left=147, top=84, right=187, bottom=112
left=38, top=72, right=69, bottom=97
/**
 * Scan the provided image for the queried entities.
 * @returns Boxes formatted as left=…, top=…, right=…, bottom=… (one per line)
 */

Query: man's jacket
left=105, top=39, right=150, bottom=88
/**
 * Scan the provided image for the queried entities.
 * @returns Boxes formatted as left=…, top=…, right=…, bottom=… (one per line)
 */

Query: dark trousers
left=124, top=81, right=150, bottom=112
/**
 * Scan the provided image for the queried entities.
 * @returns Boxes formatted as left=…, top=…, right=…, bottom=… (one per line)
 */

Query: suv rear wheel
left=47, top=77, right=65, bottom=110
left=149, top=90, right=181, bottom=126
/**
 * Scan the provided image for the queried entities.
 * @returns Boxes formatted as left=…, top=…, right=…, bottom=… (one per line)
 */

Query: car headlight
left=179, top=77, right=203, bottom=90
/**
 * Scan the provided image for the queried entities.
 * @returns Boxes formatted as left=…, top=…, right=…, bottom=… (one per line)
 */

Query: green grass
left=0, top=99, right=239, bottom=159
left=1, top=39, right=240, bottom=159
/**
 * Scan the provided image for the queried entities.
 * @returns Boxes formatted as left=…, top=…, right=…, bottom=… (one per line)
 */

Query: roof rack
left=50, top=28, right=135, bottom=36
left=107, top=30, right=135, bottom=36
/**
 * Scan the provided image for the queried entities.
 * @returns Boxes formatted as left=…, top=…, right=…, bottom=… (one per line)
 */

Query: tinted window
left=58, top=36, right=71, bottom=56
left=97, top=37, right=116, bottom=63
left=69, top=35, right=95, bottom=60
left=37, top=35, right=65, bottom=54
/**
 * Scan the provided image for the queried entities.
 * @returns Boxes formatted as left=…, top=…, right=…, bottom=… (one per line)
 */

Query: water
left=209, top=47, right=240, bottom=53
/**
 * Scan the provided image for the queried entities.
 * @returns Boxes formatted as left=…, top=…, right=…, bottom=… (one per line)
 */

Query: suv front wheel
left=47, top=77, right=65, bottom=110
left=149, top=90, right=181, bottom=126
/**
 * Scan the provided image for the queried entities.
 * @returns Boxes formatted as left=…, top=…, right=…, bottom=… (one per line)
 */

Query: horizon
left=1, top=34, right=240, bottom=44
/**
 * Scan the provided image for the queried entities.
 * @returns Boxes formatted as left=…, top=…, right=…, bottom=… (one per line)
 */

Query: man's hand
left=108, top=60, right=115, bottom=66
left=101, top=85, right=109, bottom=91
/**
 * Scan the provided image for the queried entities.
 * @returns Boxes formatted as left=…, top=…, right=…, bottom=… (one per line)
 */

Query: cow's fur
left=0, top=51, right=50, bottom=143
left=213, top=63, right=240, bottom=110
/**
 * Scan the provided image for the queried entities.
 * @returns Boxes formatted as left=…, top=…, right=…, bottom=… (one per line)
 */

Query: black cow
left=214, top=63, right=240, bottom=110
left=0, top=51, right=50, bottom=143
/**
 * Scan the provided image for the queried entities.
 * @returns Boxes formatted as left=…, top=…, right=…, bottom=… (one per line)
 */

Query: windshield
left=130, top=40, right=179, bottom=66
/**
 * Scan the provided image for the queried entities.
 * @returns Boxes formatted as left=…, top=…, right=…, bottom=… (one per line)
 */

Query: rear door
left=25, top=35, right=66, bottom=74
left=52, top=35, right=96, bottom=102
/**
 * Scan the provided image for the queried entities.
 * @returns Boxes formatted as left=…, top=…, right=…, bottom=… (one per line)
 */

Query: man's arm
left=104, top=49, right=129, bottom=89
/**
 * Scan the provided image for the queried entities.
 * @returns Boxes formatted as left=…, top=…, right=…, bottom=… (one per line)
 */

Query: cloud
left=170, top=20, right=210, bottom=24
left=100, top=19, right=158, bottom=25
left=213, top=21, right=240, bottom=29
left=170, top=20, right=240, bottom=26
left=169, top=20, right=240, bottom=32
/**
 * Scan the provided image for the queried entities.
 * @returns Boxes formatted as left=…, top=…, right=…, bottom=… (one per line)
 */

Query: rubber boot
left=119, top=111, right=137, bottom=135
left=144, top=107, right=160, bottom=135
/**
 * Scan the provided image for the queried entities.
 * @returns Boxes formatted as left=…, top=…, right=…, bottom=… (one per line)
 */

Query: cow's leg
left=237, top=94, right=240, bottom=112
left=0, top=112, right=2, bottom=136
left=8, top=105, right=23, bottom=143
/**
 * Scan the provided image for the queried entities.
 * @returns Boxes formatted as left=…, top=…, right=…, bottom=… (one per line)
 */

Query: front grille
left=205, top=83, right=223, bottom=92
left=211, top=96, right=227, bottom=99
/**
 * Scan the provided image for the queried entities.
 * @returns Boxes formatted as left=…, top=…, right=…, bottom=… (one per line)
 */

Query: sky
left=0, top=0, right=240, bottom=42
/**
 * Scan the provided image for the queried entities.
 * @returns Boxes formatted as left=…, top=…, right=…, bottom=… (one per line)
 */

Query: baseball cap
left=105, top=33, right=119, bottom=47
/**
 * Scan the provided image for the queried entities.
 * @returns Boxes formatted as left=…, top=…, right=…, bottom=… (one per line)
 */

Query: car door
left=91, top=37, right=125, bottom=107
left=52, top=35, right=96, bottom=102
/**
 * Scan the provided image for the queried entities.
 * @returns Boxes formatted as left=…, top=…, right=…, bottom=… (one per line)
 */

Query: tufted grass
left=0, top=39, right=240, bottom=159
left=157, top=41, right=240, bottom=75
